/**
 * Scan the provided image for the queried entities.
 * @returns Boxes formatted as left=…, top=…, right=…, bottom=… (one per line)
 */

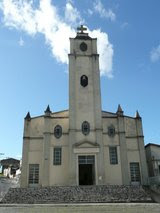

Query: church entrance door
left=78, top=155, right=95, bottom=185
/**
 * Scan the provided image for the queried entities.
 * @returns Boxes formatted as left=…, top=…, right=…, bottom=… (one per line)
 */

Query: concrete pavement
left=0, top=203, right=160, bottom=213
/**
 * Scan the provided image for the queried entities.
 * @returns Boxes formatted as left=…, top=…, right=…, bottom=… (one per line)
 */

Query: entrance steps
left=1, top=185, right=152, bottom=204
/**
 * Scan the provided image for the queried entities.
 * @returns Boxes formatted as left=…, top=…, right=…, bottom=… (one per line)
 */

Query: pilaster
left=92, top=53, right=105, bottom=184
left=68, top=130, right=77, bottom=185
left=42, top=107, right=51, bottom=186
left=69, top=51, right=77, bottom=185
left=117, top=107, right=130, bottom=185
left=96, top=130, right=105, bottom=184
left=20, top=112, right=31, bottom=187
left=135, top=114, right=149, bottom=185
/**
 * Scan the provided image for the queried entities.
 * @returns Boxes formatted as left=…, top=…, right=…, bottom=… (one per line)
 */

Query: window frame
left=108, top=125, right=115, bottom=137
left=130, top=162, right=141, bottom=183
left=78, top=155, right=95, bottom=164
left=82, top=121, right=90, bottom=135
left=28, top=164, right=39, bottom=185
left=53, top=147, right=62, bottom=165
left=109, top=146, right=118, bottom=165
left=54, top=125, right=62, bottom=139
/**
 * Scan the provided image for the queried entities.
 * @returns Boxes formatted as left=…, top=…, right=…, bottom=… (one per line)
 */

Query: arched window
left=54, top=125, right=62, bottom=139
left=80, top=75, right=88, bottom=87
left=82, top=121, right=90, bottom=135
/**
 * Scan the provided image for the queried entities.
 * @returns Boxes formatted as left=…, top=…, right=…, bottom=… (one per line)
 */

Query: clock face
left=80, top=42, right=87, bottom=51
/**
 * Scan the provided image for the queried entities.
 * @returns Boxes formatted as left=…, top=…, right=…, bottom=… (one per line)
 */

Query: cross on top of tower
left=77, top=25, right=87, bottom=34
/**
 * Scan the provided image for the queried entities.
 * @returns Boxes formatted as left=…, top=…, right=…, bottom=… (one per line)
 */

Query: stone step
left=1, top=185, right=153, bottom=204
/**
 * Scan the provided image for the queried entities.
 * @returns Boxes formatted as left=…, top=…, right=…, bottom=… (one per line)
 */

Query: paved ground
left=0, top=177, right=20, bottom=201
left=0, top=203, right=160, bottom=213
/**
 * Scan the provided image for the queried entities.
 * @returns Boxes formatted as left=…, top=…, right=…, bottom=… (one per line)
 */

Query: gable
left=74, top=141, right=99, bottom=148
left=73, top=141, right=100, bottom=154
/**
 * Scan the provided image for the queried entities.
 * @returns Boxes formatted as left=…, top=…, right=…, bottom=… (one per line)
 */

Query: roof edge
left=145, top=143, right=160, bottom=148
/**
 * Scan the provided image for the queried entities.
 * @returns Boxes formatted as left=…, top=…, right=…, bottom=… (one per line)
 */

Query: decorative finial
left=77, top=25, right=87, bottom=34
left=45, top=105, right=51, bottom=116
left=135, top=110, right=141, bottom=119
left=25, top=112, right=31, bottom=121
left=116, top=104, right=123, bottom=116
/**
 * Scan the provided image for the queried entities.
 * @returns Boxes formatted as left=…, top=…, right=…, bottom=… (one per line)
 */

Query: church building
left=21, top=26, right=148, bottom=187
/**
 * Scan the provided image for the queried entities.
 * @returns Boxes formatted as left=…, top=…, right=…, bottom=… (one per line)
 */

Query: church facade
left=21, top=26, right=148, bottom=187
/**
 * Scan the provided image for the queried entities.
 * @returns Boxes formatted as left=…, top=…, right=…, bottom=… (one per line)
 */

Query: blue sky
left=0, top=0, right=160, bottom=159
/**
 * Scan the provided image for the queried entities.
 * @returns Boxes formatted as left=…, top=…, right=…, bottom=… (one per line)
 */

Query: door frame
left=76, top=154, right=97, bottom=185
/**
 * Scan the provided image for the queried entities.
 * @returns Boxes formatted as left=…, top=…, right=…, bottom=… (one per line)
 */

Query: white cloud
left=0, top=0, right=37, bottom=34
left=120, top=22, right=129, bottom=29
left=150, top=45, right=160, bottom=63
left=0, top=0, right=114, bottom=77
left=93, top=0, right=116, bottom=21
left=65, top=1, right=83, bottom=25
left=18, top=37, right=24, bottom=46
left=89, top=29, right=113, bottom=77
left=87, top=9, right=93, bottom=16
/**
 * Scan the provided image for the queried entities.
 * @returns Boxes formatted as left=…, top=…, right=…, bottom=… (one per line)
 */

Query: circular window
left=80, top=42, right=87, bottom=51
left=108, top=125, right=115, bottom=137
left=82, top=121, right=90, bottom=135
left=80, top=75, right=88, bottom=87
left=54, top=125, right=62, bottom=139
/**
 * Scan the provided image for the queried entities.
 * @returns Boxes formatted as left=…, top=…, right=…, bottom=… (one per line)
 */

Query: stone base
left=1, top=185, right=153, bottom=204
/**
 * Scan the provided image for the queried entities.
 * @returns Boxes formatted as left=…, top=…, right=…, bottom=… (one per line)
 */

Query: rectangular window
left=53, top=147, right=62, bottom=165
left=109, top=146, right=118, bottom=164
left=28, top=164, right=39, bottom=184
left=78, top=156, right=95, bottom=164
left=130, top=162, right=141, bottom=182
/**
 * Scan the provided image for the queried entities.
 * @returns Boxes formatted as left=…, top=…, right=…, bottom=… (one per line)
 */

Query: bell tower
left=68, top=26, right=105, bottom=185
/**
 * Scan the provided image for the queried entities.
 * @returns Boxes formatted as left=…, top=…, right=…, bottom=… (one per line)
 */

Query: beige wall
left=29, top=139, right=43, bottom=151
left=126, top=138, right=138, bottom=150
left=21, top=111, right=148, bottom=187
left=49, top=146, right=69, bottom=185
left=29, top=117, right=44, bottom=137
left=104, top=145, right=122, bottom=185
